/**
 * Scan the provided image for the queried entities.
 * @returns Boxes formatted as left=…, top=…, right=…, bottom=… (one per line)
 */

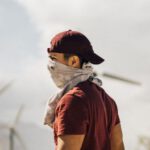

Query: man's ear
left=68, top=55, right=80, bottom=68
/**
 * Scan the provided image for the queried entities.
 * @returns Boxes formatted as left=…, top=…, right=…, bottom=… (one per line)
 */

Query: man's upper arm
left=57, top=134, right=85, bottom=150
left=110, top=124, right=125, bottom=150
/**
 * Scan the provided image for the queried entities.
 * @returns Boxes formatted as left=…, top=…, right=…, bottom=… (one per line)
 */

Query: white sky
left=0, top=0, right=150, bottom=149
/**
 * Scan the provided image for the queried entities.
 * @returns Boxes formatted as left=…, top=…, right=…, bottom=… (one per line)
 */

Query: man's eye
left=49, top=56, right=56, bottom=61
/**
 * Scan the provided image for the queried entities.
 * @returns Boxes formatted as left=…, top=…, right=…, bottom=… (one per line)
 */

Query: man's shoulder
left=56, top=87, right=87, bottom=114
left=58, top=80, right=117, bottom=107
left=60, top=88, right=86, bottom=105
left=57, top=81, right=90, bottom=107
left=66, top=80, right=105, bottom=100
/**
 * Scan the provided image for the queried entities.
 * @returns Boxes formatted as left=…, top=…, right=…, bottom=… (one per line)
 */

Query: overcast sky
left=0, top=0, right=150, bottom=149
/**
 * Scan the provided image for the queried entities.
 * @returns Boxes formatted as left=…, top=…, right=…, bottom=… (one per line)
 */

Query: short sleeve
left=55, top=94, right=89, bottom=136
left=112, top=100, right=120, bottom=126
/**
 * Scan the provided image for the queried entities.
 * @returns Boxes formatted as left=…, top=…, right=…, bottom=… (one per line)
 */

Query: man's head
left=48, top=52, right=88, bottom=69
left=47, top=30, right=104, bottom=67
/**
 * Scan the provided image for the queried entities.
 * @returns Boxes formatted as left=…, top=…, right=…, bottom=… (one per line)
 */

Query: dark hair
left=63, top=53, right=88, bottom=68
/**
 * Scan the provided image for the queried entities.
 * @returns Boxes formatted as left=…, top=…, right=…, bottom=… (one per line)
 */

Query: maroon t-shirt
left=53, top=80, right=120, bottom=150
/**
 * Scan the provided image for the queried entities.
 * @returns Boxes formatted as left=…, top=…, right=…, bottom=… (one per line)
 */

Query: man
left=44, top=30, right=125, bottom=150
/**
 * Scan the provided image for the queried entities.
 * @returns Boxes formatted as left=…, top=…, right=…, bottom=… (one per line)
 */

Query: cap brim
left=87, top=53, right=105, bottom=64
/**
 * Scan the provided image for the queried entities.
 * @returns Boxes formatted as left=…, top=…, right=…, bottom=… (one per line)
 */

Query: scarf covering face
left=43, top=60, right=102, bottom=127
